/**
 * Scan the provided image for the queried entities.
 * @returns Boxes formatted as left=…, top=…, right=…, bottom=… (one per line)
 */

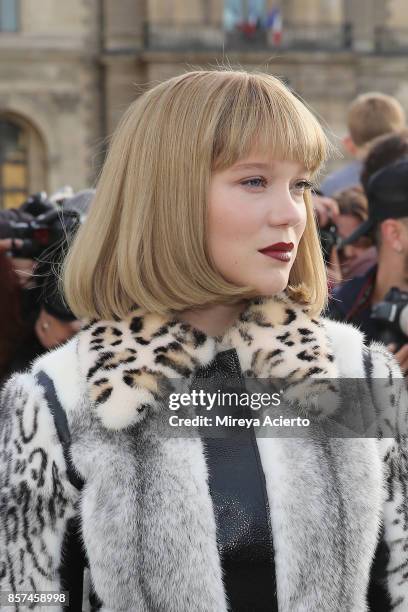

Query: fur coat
left=0, top=294, right=408, bottom=611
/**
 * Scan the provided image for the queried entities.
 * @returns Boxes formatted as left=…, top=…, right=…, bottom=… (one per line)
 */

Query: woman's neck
left=178, top=301, right=247, bottom=337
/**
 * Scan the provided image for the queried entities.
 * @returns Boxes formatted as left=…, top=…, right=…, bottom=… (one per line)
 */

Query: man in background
left=320, top=92, right=406, bottom=196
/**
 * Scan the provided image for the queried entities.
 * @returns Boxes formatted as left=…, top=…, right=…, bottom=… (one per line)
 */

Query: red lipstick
left=259, top=242, right=294, bottom=262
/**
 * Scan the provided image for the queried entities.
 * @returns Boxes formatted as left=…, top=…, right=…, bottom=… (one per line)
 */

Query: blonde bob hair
left=63, top=69, right=330, bottom=320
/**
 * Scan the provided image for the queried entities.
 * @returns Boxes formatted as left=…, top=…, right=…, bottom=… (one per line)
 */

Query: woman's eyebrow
left=230, top=162, right=271, bottom=171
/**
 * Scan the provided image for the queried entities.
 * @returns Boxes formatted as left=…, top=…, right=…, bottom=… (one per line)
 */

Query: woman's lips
left=261, top=250, right=292, bottom=262
left=259, top=242, right=294, bottom=262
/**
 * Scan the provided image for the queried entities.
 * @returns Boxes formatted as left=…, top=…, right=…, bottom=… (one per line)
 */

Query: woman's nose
left=266, top=188, right=304, bottom=227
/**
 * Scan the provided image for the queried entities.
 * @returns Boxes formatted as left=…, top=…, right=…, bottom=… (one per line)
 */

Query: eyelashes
left=240, top=177, right=315, bottom=192
left=241, top=177, right=268, bottom=188
left=293, top=179, right=314, bottom=192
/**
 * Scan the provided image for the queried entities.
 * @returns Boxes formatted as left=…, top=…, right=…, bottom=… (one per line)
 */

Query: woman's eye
left=292, top=179, right=313, bottom=194
left=241, top=177, right=267, bottom=188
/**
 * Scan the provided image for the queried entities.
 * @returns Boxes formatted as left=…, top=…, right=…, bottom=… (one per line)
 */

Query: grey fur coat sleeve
left=369, top=342, right=408, bottom=610
left=0, top=372, right=79, bottom=609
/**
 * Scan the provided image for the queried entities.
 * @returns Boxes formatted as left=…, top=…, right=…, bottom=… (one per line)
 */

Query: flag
left=248, top=0, right=266, bottom=26
left=265, top=7, right=283, bottom=46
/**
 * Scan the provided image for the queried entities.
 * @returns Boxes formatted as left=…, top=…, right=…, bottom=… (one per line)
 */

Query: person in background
left=320, top=92, right=406, bottom=196
left=328, top=129, right=408, bottom=315
left=324, top=129, right=408, bottom=291
left=0, top=244, right=25, bottom=385
left=333, top=186, right=376, bottom=280
left=361, top=128, right=408, bottom=191
left=0, top=190, right=94, bottom=377
left=311, top=188, right=375, bottom=289
left=327, top=159, right=408, bottom=375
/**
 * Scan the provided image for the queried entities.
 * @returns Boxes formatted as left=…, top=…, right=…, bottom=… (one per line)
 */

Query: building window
left=0, top=0, right=18, bottom=32
left=0, top=119, right=28, bottom=209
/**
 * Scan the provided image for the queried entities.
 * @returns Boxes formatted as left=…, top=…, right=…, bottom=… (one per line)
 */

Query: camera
left=19, top=191, right=55, bottom=217
left=318, top=220, right=340, bottom=262
left=0, top=191, right=84, bottom=322
left=0, top=206, right=80, bottom=259
left=370, top=287, right=408, bottom=350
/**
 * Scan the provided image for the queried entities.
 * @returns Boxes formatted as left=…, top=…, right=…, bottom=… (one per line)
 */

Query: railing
left=375, top=27, right=408, bottom=53
left=143, top=22, right=353, bottom=52
left=143, top=22, right=224, bottom=51
left=280, top=22, right=352, bottom=51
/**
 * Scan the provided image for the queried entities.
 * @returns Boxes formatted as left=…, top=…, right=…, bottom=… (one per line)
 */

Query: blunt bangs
left=212, top=73, right=330, bottom=175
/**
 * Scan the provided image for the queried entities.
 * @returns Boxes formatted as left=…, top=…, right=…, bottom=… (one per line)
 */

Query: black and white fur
left=0, top=295, right=407, bottom=611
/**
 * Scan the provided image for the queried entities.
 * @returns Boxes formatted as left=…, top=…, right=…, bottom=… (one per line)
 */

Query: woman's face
left=207, top=155, right=310, bottom=296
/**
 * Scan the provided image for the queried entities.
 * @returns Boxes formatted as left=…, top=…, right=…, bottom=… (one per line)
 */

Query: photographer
left=312, top=193, right=343, bottom=287
left=313, top=189, right=376, bottom=288
left=333, top=187, right=376, bottom=279
left=327, top=159, right=408, bottom=374
left=0, top=190, right=93, bottom=379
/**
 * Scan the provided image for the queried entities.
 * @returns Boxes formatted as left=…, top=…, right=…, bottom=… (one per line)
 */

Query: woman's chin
left=250, top=276, right=289, bottom=297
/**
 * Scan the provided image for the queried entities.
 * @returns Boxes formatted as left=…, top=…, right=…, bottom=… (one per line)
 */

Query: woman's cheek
left=297, top=209, right=308, bottom=239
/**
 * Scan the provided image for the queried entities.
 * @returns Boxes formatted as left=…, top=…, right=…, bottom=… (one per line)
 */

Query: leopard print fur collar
left=77, top=294, right=340, bottom=430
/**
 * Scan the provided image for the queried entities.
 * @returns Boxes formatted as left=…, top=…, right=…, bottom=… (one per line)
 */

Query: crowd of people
left=316, top=92, right=408, bottom=372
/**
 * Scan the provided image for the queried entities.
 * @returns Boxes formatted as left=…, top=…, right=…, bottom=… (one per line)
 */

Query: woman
left=0, top=70, right=407, bottom=612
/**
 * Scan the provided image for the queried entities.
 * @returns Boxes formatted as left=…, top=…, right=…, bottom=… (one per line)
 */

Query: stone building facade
left=0, top=0, right=407, bottom=208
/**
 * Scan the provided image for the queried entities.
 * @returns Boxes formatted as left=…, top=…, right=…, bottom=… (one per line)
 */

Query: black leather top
left=193, top=349, right=278, bottom=612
